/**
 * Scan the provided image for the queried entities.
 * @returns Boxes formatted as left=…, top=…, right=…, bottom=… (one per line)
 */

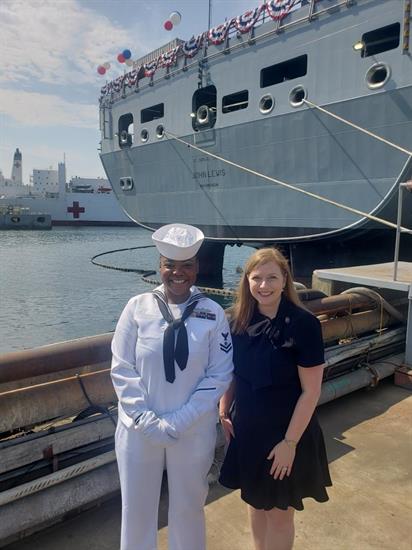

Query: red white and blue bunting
left=182, top=33, right=205, bottom=58
left=100, top=1, right=308, bottom=99
left=208, top=20, right=233, bottom=45
left=144, top=59, right=158, bottom=77
left=159, top=46, right=180, bottom=68
left=234, top=6, right=264, bottom=33
left=124, top=68, right=139, bottom=86
left=265, top=0, right=301, bottom=21
left=110, top=76, right=124, bottom=93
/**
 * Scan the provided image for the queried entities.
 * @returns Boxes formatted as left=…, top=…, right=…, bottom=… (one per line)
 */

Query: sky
left=0, top=0, right=255, bottom=184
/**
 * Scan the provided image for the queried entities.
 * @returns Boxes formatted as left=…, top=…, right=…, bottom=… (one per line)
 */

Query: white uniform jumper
left=111, top=285, right=233, bottom=550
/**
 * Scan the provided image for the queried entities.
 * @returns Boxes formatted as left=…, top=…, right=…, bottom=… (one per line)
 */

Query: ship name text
left=192, top=169, right=226, bottom=180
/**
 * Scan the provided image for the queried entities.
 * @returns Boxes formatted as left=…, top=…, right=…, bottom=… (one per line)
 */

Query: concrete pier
left=4, top=380, right=412, bottom=550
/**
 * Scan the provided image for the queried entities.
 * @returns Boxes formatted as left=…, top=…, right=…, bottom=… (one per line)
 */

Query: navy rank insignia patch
left=220, top=332, right=232, bottom=353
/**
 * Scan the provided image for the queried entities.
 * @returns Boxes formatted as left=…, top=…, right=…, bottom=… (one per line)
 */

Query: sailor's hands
left=144, top=417, right=179, bottom=446
left=162, top=409, right=192, bottom=435
left=267, top=440, right=296, bottom=480
left=134, top=410, right=156, bottom=431
left=160, top=416, right=180, bottom=440
left=135, top=411, right=179, bottom=446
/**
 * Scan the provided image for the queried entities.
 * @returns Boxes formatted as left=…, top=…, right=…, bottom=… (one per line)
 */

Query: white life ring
left=119, top=130, right=130, bottom=145
left=196, top=105, right=210, bottom=125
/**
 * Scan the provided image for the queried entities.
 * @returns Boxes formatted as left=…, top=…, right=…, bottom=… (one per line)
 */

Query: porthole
left=156, top=125, right=165, bottom=139
left=259, top=94, right=274, bottom=114
left=365, top=63, right=391, bottom=89
left=119, top=177, right=134, bottom=191
left=37, top=217, right=45, bottom=223
left=11, top=216, right=20, bottom=223
left=289, top=85, right=306, bottom=107
left=140, top=129, right=149, bottom=143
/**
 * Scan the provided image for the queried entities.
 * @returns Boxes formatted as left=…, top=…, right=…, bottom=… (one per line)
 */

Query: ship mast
left=200, top=0, right=212, bottom=85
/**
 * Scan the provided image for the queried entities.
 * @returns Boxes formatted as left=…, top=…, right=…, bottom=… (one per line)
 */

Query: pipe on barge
left=0, top=333, right=113, bottom=385
left=0, top=306, right=405, bottom=431
left=0, top=348, right=404, bottom=433
left=319, top=353, right=404, bottom=405
left=0, top=292, right=405, bottom=385
left=0, top=369, right=114, bottom=433
left=320, top=309, right=401, bottom=343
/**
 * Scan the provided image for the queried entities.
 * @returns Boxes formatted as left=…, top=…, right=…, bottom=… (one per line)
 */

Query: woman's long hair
left=230, top=247, right=301, bottom=334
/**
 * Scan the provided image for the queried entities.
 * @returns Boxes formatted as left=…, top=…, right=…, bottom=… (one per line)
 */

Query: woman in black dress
left=219, top=248, right=331, bottom=550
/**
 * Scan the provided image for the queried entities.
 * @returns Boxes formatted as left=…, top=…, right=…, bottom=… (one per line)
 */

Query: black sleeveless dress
left=219, top=296, right=332, bottom=511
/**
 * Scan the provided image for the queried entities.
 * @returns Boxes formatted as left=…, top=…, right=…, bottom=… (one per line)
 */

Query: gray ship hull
left=101, top=86, right=412, bottom=241
left=99, top=0, right=412, bottom=275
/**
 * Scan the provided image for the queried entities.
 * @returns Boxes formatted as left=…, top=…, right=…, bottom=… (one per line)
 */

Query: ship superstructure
left=10, top=148, right=23, bottom=185
left=99, top=0, right=412, bottom=275
left=0, top=149, right=33, bottom=198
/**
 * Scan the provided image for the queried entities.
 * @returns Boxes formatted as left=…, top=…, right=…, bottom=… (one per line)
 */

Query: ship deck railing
left=100, top=0, right=366, bottom=106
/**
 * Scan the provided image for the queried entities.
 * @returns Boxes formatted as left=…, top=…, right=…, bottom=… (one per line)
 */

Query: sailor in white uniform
left=111, top=223, right=233, bottom=550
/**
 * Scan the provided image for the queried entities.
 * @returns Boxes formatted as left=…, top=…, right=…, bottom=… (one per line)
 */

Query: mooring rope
left=164, top=130, right=412, bottom=235
left=91, top=245, right=157, bottom=274
left=302, top=98, right=412, bottom=158
left=90, top=245, right=236, bottom=296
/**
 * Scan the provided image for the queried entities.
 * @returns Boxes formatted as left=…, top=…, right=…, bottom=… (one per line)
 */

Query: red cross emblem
left=67, top=201, right=85, bottom=219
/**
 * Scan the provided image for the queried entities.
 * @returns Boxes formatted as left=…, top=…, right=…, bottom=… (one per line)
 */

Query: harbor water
left=0, top=226, right=251, bottom=354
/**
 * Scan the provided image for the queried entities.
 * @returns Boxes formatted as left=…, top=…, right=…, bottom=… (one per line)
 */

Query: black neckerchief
left=152, top=288, right=205, bottom=383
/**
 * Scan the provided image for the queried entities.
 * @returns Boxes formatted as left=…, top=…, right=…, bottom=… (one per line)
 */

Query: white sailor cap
left=152, top=223, right=204, bottom=261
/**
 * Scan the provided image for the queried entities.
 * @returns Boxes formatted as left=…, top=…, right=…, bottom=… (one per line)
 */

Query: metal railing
left=100, top=0, right=358, bottom=106
left=393, top=179, right=412, bottom=280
